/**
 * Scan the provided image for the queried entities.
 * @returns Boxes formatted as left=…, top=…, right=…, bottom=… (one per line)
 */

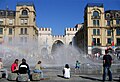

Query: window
left=93, top=29, right=100, bottom=35
left=107, top=38, right=111, bottom=44
left=9, top=19, right=13, bottom=25
left=24, top=37, right=27, bottom=43
left=116, top=13, right=119, bottom=17
left=10, top=12, right=13, bottom=16
left=22, top=10, right=28, bottom=15
left=107, top=20, right=110, bottom=26
left=25, top=28, right=27, bottom=34
left=106, top=13, right=110, bottom=18
left=24, top=19, right=28, bottom=25
left=93, top=20, right=99, bottom=26
left=116, top=38, right=120, bottom=46
left=97, top=38, right=100, bottom=44
left=0, top=11, right=4, bottom=16
left=116, top=19, right=120, bottom=25
left=20, top=28, right=23, bottom=34
left=20, top=37, right=23, bottom=42
left=93, top=38, right=96, bottom=45
left=0, top=19, right=3, bottom=24
left=20, top=28, right=27, bottom=35
left=97, top=29, right=100, bottom=35
left=93, top=29, right=96, bottom=35
left=107, top=29, right=111, bottom=36
left=93, top=11, right=99, bottom=17
left=9, top=28, right=12, bottom=35
left=21, top=19, right=24, bottom=24
left=20, top=37, right=27, bottom=43
left=0, top=28, right=3, bottom=34
left=8, top=37, right=12, bottom=43
left=116, top=28, right=120, bottom=35
left=93, top=20, right=96, bottom=26
left=21, top=19, right=28, bottom=25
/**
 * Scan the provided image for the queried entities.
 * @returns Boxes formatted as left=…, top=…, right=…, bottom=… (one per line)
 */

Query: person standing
left=19, top=58, right=30, bottom=81
left=75, top=60, right=80, bottom=69
left=63, top=64, right=70, bottom=79
left=33, top=61, right=43, bottom=78
left=103, top=51, right=113, bottom=81
left=11, top=59, right=19, bottom=73
left=75, top=60, right=80, bottom=73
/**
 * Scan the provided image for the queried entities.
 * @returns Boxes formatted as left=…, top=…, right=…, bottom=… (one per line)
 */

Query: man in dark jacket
left=103, top=50, right=112, bottom=81
left=19, top=58, right=30, bottom=80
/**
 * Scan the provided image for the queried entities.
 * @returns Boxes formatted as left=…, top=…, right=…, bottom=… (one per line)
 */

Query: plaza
left=0, top=66, right=120, bottom=82
left=0, top=1, right=120, bottom=82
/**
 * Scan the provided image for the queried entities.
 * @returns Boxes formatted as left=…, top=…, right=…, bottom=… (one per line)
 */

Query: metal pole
left=110, top=15, right=114, bottom=52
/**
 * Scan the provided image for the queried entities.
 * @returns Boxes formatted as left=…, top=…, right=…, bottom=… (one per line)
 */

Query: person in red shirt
left=11, top=59, right=19, bottom=73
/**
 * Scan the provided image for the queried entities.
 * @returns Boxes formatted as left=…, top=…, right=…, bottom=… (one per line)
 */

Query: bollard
left=32, top=73, right=41, bottom=81
left=17, top=74, right=29, bottom=82
left=7, top=73, right=18, bottom=81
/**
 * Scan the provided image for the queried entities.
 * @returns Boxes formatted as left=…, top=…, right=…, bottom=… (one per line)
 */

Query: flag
left=111, top=41, right=114, bottom=46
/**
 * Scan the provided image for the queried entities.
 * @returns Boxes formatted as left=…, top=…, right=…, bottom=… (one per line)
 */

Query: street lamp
left=110, top=14, right=115, bottom=51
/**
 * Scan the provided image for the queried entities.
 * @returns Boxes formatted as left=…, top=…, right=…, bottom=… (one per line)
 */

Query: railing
left=93, top=43, right=101, bottom=46
left=91, top=16, right=100, bottom=19
left=20, top=15, right=29, bottom=18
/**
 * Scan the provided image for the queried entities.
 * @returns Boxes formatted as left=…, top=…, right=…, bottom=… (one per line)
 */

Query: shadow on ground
left=80, top=75, right=120, bottom=82
left=79, top=75, right=102, bottom=81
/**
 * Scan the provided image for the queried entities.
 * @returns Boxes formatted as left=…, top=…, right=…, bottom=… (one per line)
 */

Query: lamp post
left=110, top=15, right=115, bottom=51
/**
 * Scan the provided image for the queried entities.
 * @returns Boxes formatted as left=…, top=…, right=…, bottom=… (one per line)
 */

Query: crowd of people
left=0, top=48, right=114, bottom=81
left=0, top=58, right=43, bottom=81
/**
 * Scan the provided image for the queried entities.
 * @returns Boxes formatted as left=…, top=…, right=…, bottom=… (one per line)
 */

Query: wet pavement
left=0, top=67, right=119, bottom=82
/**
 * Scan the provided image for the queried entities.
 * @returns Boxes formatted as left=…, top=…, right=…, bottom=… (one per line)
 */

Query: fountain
left=0, top=37, right=120, bottom=75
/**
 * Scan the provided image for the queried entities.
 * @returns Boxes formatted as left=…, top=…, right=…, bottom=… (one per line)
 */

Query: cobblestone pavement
left=0, top=67, right=119, bottom=82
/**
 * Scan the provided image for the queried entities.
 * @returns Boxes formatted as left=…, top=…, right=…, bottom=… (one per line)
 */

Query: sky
left=0, top=0, right=120, bottom=35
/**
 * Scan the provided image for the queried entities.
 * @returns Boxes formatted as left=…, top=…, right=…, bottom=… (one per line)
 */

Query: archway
left=92, top=48, right=102, bottom=55
left=69, top=42, right=72, bottom=45
left=51, top=40, right=64, bottom=53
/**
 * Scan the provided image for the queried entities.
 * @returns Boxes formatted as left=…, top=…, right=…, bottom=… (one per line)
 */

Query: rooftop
left=87, top=3, right=103, bottom=7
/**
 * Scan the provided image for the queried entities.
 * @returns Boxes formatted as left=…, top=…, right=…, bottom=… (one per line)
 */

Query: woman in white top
left=63, top=64, right=70, bottom=79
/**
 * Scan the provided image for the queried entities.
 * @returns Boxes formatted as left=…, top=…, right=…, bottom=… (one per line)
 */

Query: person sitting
left=19, top=58, right=30, bottom=81
left=33, top=61, right=43, bottom=78
left=11, top=59, right=19, bottom=73
left=63, top=64, right=70, bottom=79
left=0, top=58, right=8, bottom=78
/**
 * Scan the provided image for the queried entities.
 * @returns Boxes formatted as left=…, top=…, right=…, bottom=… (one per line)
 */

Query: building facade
left=75, top=3, right=120, bottom=55
left=0, top=2, right=38, bottom=44
left=38, top=27, right=80, bottom=54
left=1, top=2, right=120, bottom=56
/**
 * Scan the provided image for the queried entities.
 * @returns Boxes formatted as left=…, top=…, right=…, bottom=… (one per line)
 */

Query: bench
left=17, top=74, right=29, bottom=82
left=32, top=73, right=41, bottom=81
left=7, top=73, right=18, bottom=81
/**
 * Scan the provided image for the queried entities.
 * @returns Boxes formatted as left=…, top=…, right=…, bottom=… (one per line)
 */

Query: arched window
left=93, top=11, right=99, bottom=17
left=22, top=10, right=28, bottom=15
left=116, top=13, right=119, bottom=17
left=106, top=13, right=110, bottom=18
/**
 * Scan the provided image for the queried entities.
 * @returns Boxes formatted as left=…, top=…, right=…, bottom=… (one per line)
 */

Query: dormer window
left=106, top=13, right=110, bottom=18
left=0, top=11, right=4, bottom=16
left=116, top=13, right=119, bottom=17
left=22, top=10, right=28, bottom=15
left=91, top=11, right=100, bottom=19
left=10, top=11, right=13, bottom=16
left=93, top=11, right=99, bottom=17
